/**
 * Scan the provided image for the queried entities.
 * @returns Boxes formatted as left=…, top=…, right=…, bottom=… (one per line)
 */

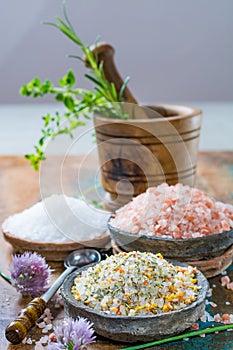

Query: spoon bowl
left=65, top=249, right=101, bottom=268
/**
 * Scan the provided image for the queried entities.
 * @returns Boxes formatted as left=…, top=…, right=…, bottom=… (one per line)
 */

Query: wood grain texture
left=0, top=153, right=232, bottom=349
left=5, top=297, right=47, bottom=344
left=94, top=104, right=202, bottom=210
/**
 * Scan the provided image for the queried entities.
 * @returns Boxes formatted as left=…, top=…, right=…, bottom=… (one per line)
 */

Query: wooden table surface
left=0, top=152, right=233, bottom=350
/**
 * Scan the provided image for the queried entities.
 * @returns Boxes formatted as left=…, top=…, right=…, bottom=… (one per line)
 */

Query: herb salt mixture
left=72, top=252, right=199, bottom=316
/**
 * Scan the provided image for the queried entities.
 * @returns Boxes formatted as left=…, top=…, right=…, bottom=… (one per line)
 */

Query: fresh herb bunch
left=21, top=3, right=130, bottom=170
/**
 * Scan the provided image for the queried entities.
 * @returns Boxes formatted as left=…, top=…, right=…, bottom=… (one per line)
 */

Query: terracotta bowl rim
left=2, top=230, right=110, bottom=250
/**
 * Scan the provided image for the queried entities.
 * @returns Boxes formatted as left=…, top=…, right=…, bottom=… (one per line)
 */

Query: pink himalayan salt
left=221, top=275, right=233, bottom=291
left=190, top=323, right=199, bottom=330
left=214, top=314, right=222, bottom=323
left=227, top=282, right=233, bottom=291
left=213, top=313, right=233, bottom=324
left=110, top=183, right=233, bottom=239
left=209, top=301, right=217, bottom=308
left=221, top=275, right=231, bottom=286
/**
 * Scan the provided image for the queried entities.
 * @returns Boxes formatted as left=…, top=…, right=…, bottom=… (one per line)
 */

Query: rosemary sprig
left=121, top=324, right=233, bottom=350
left=21, top=1, right=130, bottom=170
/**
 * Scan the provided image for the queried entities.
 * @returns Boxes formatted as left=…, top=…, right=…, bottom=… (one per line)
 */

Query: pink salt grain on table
left=110, top=183, right=233, bottom=239
left=221, top=275, right=233, bottom=291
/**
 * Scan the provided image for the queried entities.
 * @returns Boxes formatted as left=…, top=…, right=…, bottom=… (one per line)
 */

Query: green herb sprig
left=21, top=2, right=130, bottom=170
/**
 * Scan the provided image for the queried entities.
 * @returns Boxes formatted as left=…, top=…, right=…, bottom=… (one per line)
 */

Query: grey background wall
left=1, top=0, right=233, bottom=104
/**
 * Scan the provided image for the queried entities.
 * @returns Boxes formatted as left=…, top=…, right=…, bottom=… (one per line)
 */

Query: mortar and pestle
left=87, top=43, right=202, bottom=211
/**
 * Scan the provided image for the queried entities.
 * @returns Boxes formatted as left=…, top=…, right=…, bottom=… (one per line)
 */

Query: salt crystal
left=42, top=327, right=49, bottom=334
left=49, top=332, right=56, bottom=342
left=214, top=314, right=222, bottom=323
left=200, top=315, right=207, bottom=322
left=209, top=301, right=217, bottom=308
left=37, top=321, right=46, bottom=329
left=222, top=314, right=231, bottom=324
left=46, top=323, right=53, bottom=330
left=39, top=335, right=49, bottom=345
left=221, top=275, right=230, bottom=286
left=190, top=323, right=199, bottom=330
left=204, top=311, right=214, bottom=322
left=2, top=194, right=110, bottom=243
left=226, top=282, right=233, bottom=291
left=26, top=338, right=32, bottom=345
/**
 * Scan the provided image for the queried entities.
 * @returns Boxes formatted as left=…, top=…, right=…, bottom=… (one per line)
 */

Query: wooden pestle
left=84, top=42, right=138, bottom=104
left=84, top=42, right=163, bottom=119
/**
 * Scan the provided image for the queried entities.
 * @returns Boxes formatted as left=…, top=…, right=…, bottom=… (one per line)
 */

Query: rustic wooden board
left=0, top=153, right=233, bottom=350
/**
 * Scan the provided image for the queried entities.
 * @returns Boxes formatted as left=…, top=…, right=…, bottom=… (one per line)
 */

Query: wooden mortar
left=85, top=43, right=202, bottom=211
left=94, top=104, right=202, bottom=211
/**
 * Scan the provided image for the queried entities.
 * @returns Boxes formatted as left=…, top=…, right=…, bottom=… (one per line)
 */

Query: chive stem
left=0, top=271, right=11, bottom=285
left=121, top=324, right=233, bottom=350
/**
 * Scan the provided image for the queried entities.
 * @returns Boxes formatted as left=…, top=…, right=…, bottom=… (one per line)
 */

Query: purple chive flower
left=10, top=251, right=51, bottom=297
left=48, top=317, right=96, bottom=350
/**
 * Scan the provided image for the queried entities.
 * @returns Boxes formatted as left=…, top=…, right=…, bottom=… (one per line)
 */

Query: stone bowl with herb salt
left=2, top=194, right=110, bottom=261
left=61, top=251, right=209, bottom=342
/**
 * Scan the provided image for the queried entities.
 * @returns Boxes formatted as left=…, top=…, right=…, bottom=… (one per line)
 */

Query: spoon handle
left=5, top=297, right=46, bottom=344
left=5, top=266, right=76, bottom=344
left=84, top=42, right=138, bottom=104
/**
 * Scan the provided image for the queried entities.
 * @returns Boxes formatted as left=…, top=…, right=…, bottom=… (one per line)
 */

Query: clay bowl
left=108, top=220, right=233, bottom=262
left=3, top=231, right=110, bottom=262
left=61, top=262, right=208, bottom=343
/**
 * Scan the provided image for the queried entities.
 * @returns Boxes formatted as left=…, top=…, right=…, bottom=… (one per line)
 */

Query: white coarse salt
left=39, top=335, right=49, bottom=345
left=2, top=194, right=109, bottom=243
left=26, top=338, right=33, bottom=345
left=37, top=321, right=46, bottom=329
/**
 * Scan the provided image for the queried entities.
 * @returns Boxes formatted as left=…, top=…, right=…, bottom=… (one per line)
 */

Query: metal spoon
left=5, top=249, right=101, bottom=345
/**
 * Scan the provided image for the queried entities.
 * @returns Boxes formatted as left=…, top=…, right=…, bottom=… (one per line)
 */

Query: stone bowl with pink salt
left=108, top=183, right=233, bottom=261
